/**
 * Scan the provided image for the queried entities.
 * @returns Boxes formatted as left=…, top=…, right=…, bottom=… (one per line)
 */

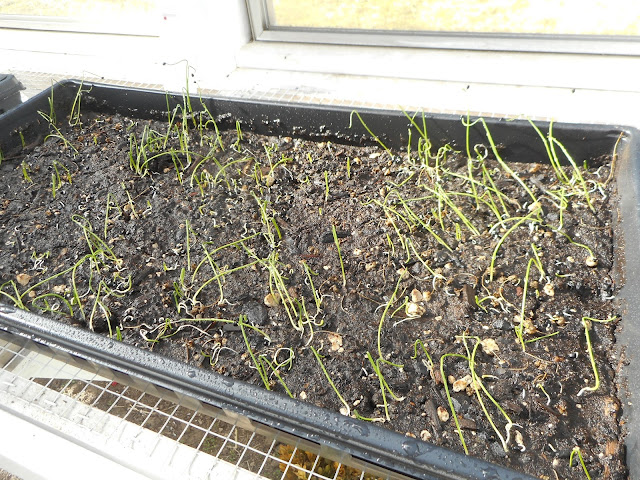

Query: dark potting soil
left=0, top=107, right=626, bottom=479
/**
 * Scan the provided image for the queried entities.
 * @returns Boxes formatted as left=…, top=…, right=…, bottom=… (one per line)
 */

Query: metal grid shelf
left=0, top=330, right=405, bottom=480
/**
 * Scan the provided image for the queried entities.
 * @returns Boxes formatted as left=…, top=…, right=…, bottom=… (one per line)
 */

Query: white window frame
left=245, top=0, right=640, bottom=56
left=0, top=11, right=165, bottom=37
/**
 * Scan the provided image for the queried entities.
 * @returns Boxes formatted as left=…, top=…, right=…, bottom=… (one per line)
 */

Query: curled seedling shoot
left=191, top=257, right=259, bottom=307
left=537, top=383, right=551, bottom=405
left=548, top=228, right=596, bottom=266
left=578, top=316, right=616, bottom=396
left=31, top=292, right=73, bottom=317
left=407, top=238, right=447, bottom=286
left=569, top=446, right=591, bottom=479
left=461, top=334, right=516, bottom=453
left=411, top=339, right=436, bottom=378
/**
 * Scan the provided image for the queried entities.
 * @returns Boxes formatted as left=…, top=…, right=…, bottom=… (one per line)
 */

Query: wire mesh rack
left=0, top=328, right=409, bottom=480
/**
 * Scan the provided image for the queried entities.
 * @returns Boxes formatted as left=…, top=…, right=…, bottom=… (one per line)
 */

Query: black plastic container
left=0, top=80, right=638, bottom=479
left=0, top=74, right=24, bottom=115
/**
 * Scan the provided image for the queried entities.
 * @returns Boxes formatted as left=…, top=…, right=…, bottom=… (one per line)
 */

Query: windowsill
left=191, top=40, right=640, bottom=128
left=236, top=41, right=640, bottom=93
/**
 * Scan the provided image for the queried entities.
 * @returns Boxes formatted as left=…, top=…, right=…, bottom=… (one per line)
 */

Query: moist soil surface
left=0, top=105, right=626, bottom=479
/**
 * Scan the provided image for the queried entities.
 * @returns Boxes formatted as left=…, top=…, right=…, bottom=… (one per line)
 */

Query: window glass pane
left=269, top=0, right=640, bottom=36
left=0, top=0, right=156, bottom=18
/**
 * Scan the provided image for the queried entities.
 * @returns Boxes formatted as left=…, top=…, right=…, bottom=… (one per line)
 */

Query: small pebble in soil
left=243, top=299, right=269, bottom=326
left=410, top=289, right=423, bottom=303
left=319, top=230, right=350, bottom=243
left=543, top=282, right=555, bottom=296
left=452, top=374, right=472, bottom=392
left=436, top=406, right=450, bottom=422
left=264, top=292, right=280, bottom=307
left=514, top=430, right=526, bottom=452
left=480, top=338, right=500, bottom=355
left=491, top=442, right=507, bottom=458
left=365, top=261, right=378, bottom=272
left=406, top=302, right=426, bottom=317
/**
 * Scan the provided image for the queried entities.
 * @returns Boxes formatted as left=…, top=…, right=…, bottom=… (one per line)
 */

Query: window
left=247, top=0, right=640, bottom=54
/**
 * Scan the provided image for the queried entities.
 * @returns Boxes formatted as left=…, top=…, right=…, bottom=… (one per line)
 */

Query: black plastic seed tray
left=0, top=74, right=24, bottom=115
left=1, top=80, right=639, bottom=479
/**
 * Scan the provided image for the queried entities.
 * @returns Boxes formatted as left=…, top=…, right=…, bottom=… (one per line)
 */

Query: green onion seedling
left=366, top=351, right=405, bottom=421
left=311, top=345, right=351, bottom=416
left=578, top=316, right=616, bottom=396
left=69, top=80, right=91, bottom=127
left=461, top=334, right=516, bottom=453
left=239, top=316, right=272, bottom=391
left=440, top=351, right=470, bottom=455
left=21, top=161, right=32, bottom=183
left=233, top=120, right=243, bottom=152
left=331, top=225, right=347, bottom=288
left=376, top=276, right=404, bottom=368
left=324, top=170, right=330, bottom=202
left=349, top=110, right=393, bottom=158
left=480, top=118, right=538, bottom=207
left=569, top=446, right=591, bottom=479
